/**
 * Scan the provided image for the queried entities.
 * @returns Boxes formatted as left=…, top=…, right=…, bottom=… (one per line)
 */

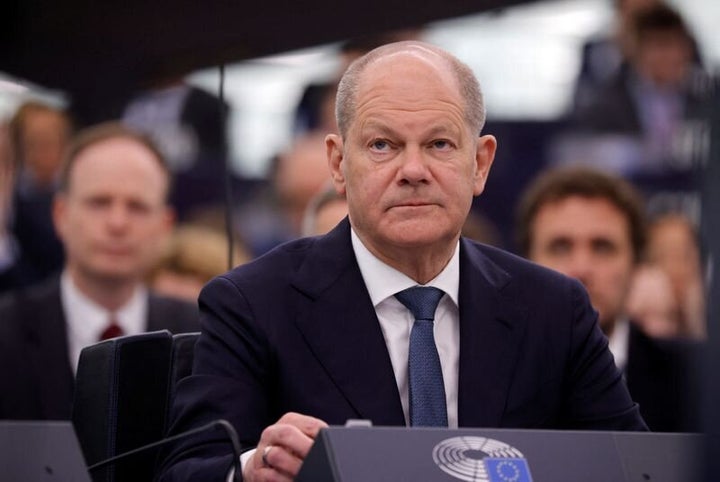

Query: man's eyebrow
left=425, top=124, right=460, bottom=138
left=360, top=121, right=459, bottom=138
left=360, top=121, right=398, bottom=137
left=548, top=236, right=572, bottom=244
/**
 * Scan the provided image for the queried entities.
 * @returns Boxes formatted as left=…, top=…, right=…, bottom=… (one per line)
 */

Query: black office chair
left=72, top=330, right=200, bottom=482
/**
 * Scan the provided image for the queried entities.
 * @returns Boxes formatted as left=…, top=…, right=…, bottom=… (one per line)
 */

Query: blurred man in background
left=0, top=123, right=199, bottom=420
left=2, top=102, right=72, bottom=291
left=517, top=166, right=701, bottom=432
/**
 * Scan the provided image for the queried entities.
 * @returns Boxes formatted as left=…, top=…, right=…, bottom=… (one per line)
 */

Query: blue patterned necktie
left=395, top=286, right=448, bottom=427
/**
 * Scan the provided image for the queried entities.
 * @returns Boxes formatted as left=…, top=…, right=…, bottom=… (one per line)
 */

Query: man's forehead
left=77, top=136, right=148, bottom=157
left=72, top=137, right=162, bottom=175
left=354, top=53, right=462, bottom=114
left=69, top=137, right=167, bottom=189
left=536, top=197, right=632, bottom=235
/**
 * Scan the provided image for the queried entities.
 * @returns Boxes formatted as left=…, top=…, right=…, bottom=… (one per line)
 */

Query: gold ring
left=262, top=445, right=273, bottom=468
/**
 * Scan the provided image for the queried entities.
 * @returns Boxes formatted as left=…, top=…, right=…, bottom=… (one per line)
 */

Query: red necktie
left=99, top=318, right=125, bottom=341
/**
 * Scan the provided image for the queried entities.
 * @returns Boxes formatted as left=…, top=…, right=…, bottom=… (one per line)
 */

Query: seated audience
left=572, top=0, right=662, bottom=114
left=645, top=212, right=706, bottom=338
left=625, top=263, right=680, bottom=338
left=517, top=166, right=701, bottom=432
left=0, top=123, right=199, bottom=420
left=301, top=183, right=348, bottom=236
left=150, top=223, right=250, bottom=302
left=571, top=4, right=710, bottom=176
left=2, top=101, right=72, bottom=291
left=122, top=79, right=230, bottom=221
left=0, top=122, right=17, bottom=289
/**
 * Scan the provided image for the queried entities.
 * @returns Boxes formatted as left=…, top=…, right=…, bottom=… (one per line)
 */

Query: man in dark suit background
left=159, top=41, right=646, bottom=482
left=517, top=166, right=701, bottom=432
left=570, top=4, right=710, bottom=181
left=0, top=123, right=199, bottom=420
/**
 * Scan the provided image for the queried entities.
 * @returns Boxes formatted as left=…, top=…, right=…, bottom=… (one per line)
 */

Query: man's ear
left=52, top=193, right=68, bottom=243
left=326, top=134, right=347, bottom=195
left=472, top=134, right=497, bottom=196
left=160, top=205, right=175, bottom=235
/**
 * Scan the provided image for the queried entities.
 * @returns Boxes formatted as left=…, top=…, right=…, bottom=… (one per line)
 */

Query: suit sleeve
left=562, top=280, right=648, bottom=431
left=157, top=276, right=274, bottom=482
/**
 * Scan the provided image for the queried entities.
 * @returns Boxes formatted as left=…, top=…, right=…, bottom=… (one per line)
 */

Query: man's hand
left=243, top=412, right=328, bottom=482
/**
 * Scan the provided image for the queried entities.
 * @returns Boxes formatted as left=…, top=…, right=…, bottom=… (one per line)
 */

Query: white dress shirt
left=60, top=271, right=148, bottom=373
left=607, top=317, right=630, bottom=373
left=351, top=228, right=460, bottom=428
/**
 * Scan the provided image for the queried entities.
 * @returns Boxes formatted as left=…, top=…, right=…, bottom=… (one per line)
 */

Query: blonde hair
left=151, top=224, right=249, bottom=283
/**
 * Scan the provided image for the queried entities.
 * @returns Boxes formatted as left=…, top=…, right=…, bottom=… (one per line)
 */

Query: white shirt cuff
left=227, top=448, right=256, bottom=482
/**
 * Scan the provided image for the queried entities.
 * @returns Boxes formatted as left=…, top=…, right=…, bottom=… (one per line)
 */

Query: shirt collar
left=350, top=228, right=460, bottom=308
left=61, top=270, right=148, bottom=340
left=607, top=316, right=630, bottom=372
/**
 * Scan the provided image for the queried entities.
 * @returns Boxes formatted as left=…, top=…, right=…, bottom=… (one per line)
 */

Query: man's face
left=54, top=137, right=173, bottom=284
left=327, top=51, right=495, bottom=259
left=528, top=196, right=635, bottom=331
left=636, top=31, right=692, bottom=88
left=21, top=109, right=69, bottom=185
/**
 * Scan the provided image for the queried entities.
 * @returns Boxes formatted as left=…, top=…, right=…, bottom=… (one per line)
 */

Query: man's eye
left=85, top=197, right=110, bottom=209
left=370, top=139, right=390, bottom=151
left=128, top=201, right=151, bottom=215
left=432, top=139, right=452, bottom=150
left=593, top=239, right=617, bottom=256
left=547, top=239, right=571, bottom=256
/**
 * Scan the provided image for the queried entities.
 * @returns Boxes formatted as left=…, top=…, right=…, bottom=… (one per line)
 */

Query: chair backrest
left=72, top=330, right=200, bottom=482
left=166, top=332, right=200, bottom=431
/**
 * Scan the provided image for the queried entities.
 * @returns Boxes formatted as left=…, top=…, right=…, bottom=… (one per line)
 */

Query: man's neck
left=601, top=319, right=614, bottom=338
left=66, top=267, right=139, bottom=312
left=354, top=232, right=458, bottom=285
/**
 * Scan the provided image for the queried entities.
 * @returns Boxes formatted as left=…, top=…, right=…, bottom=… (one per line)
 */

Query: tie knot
left=99, top=318, right=124, bottom=341
left=395, top=286, right=444, bottom=321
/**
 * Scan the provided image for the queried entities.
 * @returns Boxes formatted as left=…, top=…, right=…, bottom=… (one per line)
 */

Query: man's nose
left=565, top=250, right=594, bottom=285
left=106, top=204, right=130, bottom=231
left=398, top=146, right=429, bottom=184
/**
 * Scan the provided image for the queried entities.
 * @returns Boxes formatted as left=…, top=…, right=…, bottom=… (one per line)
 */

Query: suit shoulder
left=217, top=236, right=318, bottom=287
left=467, top=241, right=576, bottom=287
left=0, top=278, right=60, bottom=321
left=463, top=241, right=590, bottom=311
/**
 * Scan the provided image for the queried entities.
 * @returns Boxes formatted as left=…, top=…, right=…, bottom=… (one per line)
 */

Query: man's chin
left=383, top=229, right=458, bottom=251
left=86, top=266, right=141, bottom=285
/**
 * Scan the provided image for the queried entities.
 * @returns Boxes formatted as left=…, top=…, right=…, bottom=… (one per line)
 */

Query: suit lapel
left=21, top=279, right=75, bottom=418
left=457, top=240, right=528, bottom=427
left=147, top=294, right=167, bottom=332
left=292, top=219, right=405, bottom=426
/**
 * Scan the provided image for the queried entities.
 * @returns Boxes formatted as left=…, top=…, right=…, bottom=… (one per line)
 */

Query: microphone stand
left=87, top=419, right=242, bottom=481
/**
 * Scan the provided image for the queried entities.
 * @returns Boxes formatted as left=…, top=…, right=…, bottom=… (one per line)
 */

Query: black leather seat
left=72, top=330, right=199, bottom=482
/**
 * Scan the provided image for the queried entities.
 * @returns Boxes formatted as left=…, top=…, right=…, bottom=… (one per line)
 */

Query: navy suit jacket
left=159, top=218, right=646, bottom=481
left=625, top=324, right=702, bottom=432
left=0, top=276, right=199, bottom=420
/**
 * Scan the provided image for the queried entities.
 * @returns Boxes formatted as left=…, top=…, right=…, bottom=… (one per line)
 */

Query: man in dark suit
left=517, top=166, right=701, bottom=432
left=0, top=123, right=198, bottom=420
left=122, top=83, right=230, bottom=220
left=159, top=41, right=646, bottom=482
left=0, top=102, right=71, bottom=293
left=571, top=4, right=711, bottom=179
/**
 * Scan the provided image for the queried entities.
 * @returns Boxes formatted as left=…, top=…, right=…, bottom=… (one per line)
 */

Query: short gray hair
left=335, top=41, right=485, bottom=138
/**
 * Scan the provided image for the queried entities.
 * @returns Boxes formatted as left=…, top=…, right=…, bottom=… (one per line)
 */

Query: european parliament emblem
left=484, top=457, right=532, bottom=482
left=432, top=436, right=534, bottom=482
